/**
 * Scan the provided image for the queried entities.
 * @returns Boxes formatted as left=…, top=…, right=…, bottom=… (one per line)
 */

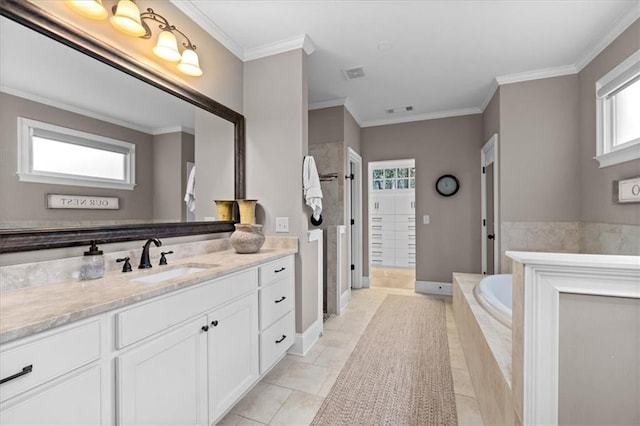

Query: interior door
left=485, top=163, right=495, bottom=275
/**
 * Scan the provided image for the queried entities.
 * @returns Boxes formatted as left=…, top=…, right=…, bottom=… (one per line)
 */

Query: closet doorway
left=368, top=159, right=416, bottom=289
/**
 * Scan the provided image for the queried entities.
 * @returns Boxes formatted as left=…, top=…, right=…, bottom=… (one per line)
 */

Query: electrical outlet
left=423, top=215, right=430, bottom=225
left=275, top=217, right=289, bottom=233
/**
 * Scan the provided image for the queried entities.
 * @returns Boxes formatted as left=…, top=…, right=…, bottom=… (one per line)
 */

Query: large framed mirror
left=0, top=0, right=245, bottom=253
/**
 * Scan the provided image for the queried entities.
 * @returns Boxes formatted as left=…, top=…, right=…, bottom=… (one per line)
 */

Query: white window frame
left=17, top=117, right=136, bottom=190
left=595, top=49, right=640, bottom=168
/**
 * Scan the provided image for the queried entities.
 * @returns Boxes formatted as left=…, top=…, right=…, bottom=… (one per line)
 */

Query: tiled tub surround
left=0, top=237, right=297, bottom=344
left=500, top=221, right=640, bottom=273
left=500, top=221, right=580, bottom=273
left=580, top=221, right=640, bottom=255
left=453, top=273, right=515, bottom=425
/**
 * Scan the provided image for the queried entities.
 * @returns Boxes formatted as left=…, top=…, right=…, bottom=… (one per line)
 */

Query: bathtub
left=474, top=274, right=513, bottom=328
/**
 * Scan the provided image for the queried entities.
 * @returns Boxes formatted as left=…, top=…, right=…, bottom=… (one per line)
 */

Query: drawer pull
left=201, top=325, right=209, bottom=332
left=0, top=365, right=33, bottom=385
left=275, top=335, right=287, bottom=344
left=372, top=251, right=382, bottom=254
left=211, top=320, right=219, bottom=327
left=274, top=267, right=286, bottom=273
left=274, top=296, right=286, bottom=304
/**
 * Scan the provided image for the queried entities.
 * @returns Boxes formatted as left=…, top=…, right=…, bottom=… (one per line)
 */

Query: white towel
left=184, top=166, right=196, bottom=212
left=303, top=156, right=323, bottom=220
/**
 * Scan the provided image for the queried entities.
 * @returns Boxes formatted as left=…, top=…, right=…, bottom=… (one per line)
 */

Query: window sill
left=594, top=143, right=640, bottom=168
left=17, top=173, right=136, bottom=191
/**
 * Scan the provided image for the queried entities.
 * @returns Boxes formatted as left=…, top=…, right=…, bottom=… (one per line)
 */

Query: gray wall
left=579, top=19, right=640, bottom=225
left=0, top=92, right=154, bottom=225
left=309, top=106, right=344, bottom=145
left=344, top=108, right=361, bottom=155
left=361, top=115, right=484, bottom=283
left=499, top=75, right=581, bottom=222
left=152, top=131, right=194, bottom=222
left=244, top=50, right=318, bottom=333
left=558, top=293, right=640, bottom=425
left=482, top=87, right=500, bottom=142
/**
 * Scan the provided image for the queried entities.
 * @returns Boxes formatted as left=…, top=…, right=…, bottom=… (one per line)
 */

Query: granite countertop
left=0, top=247, right=297, bottom=344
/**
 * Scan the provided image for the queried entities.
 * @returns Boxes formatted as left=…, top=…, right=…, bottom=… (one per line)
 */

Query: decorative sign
left=47, top=194, right=119, bottom=209
left=617, top=177, right=640, bottom=203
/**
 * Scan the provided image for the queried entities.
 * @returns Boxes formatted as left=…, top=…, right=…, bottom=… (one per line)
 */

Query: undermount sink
left=131, top=264, right=216, bottom=284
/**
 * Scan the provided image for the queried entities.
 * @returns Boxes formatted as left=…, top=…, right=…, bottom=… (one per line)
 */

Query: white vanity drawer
left=116, top=268, right=257, bottom=349
left=370, top=230, right=395, bottom=241
left=394, top=222, right=416, bottom=233
left=394, top=214, right=415, bottom=224
left=370, top=247, right=394, bottom=258
left=259, top=256, right=293, bottom=287
left=260, top=311, right=294, bottom=374
left=369, top=215, right=394, bottom=224
left=0, top=318, right=102, bottom=403
left=259, top=275, right=294, bottom=330
left=395, top=258, right=417, bottom=267
left=370, top=222, right=395, bottom=232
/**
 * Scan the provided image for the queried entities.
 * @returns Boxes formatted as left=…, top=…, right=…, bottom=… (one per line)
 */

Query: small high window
left=595, top=49, right=640, bottom=168
left=17, top=117, right=136, bottom=190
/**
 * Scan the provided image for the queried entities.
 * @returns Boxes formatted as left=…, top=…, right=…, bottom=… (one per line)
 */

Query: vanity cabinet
left=207, top=293, right=258, bottom=421
left=0, top=318, right=105, bottom=425
left=117, top=316, right=208, bottom=426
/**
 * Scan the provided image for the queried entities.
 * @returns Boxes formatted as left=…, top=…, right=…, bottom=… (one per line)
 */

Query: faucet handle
left=159, top=251, right=174, bottom=265
left=116, top=257, right=132, bottom=273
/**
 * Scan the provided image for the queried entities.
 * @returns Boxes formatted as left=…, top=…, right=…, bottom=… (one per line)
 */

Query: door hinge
left=482, top=166, right=486, bottom=174
left=350, top=264, right=355, bottom=271
left=345, top=173, right=354, bottom=180
left=483, top=219, right=486, bottom=226
left=350, top=219, right=355, bottom=225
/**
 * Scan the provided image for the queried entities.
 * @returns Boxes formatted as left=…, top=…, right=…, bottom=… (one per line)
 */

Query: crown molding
left=479, top=78, right=500, bottom=112
left=169, top=0, right=244, bottom=60
left=575, top=7, right=640, bottom=72
left=495, top=65, right=578, bottom=86
left=245, top=34, right=316, bottom=61
left=308, top=98, right=347, bottom=110
left=361, top=107, right=482, bottom=128
left=153, top=125, right=195, bottom=135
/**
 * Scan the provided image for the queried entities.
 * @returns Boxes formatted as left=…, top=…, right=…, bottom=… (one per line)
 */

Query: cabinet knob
left=201, top=325, right=209, bottom=332
left=211, top=320, right=219, bottom=327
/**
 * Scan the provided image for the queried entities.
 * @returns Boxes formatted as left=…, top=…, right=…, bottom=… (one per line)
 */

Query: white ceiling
left=174, top=0, right=640, bottom=127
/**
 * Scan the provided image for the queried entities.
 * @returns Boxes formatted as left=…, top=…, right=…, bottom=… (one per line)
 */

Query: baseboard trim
left=339, top=290, right=351, bottom=312
left=415, top=281, right=453, bottom=296
left=362, top=276, right=370, bottom=288
left=288, top=319, right=322, bottom=356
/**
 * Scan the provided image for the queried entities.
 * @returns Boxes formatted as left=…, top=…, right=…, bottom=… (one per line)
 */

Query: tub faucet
left=139, top=238, right=162, bottom=269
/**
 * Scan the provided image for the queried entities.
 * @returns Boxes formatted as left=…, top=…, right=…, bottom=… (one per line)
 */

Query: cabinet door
left=371, top=195, right=395, bottom=214
left=208, top=293, right=259, bottom=422
left=117, top=317, right=208, bottom=426
left=394, top=194, right=415, bottom=214
left=0, top=365, right=103, bottom=425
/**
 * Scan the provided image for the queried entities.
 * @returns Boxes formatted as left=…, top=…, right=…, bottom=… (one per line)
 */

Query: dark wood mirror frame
left=0, top=0, right=245, bottom=253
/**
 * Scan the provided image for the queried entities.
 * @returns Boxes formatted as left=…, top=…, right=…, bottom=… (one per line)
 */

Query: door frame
left=346, top=147, right=363, bottom=290
left=481, top=133, right=500, bottom=275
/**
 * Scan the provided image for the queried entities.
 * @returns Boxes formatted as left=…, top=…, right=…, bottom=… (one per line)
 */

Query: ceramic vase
left=229, top=224, right=265, bottom=254
left=214, top=200, right=234, bottom=221
left=236, top=199, right=258, bottom=224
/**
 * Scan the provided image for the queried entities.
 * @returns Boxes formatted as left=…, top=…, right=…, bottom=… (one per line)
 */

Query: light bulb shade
left=178, top=49, right=203, bottom=77
left=152, top=31, right=182, bottom=62
left=65, top=0, right=108, bottom=20
left=110, top=0, right=146, bottom=37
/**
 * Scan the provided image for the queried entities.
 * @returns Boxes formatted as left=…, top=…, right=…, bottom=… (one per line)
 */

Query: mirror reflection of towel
left=303, top=156, right=323, bottom=220
left=184, top=166, right=196, bottom=212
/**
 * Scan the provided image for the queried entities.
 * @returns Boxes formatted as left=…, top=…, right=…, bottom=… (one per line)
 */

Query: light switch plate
left=275, top=217, right=289, bottom=233
left=423, top=215, right=430, bottom=224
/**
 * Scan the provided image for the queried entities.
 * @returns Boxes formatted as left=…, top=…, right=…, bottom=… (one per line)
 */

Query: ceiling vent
left=343, top=67, right=365, bottom=80
left=385, top=106, right=414, bottom=114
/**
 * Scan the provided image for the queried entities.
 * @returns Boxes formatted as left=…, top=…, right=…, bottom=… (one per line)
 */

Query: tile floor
left=219, top=286, right=484, bottom=425
left=370, top=266, right=416, bottom=289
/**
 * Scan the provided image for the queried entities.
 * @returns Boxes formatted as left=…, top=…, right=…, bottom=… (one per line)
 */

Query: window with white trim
left=17, top=117, right=136, bottom=190
left=595, top=49, right=640, bottom=168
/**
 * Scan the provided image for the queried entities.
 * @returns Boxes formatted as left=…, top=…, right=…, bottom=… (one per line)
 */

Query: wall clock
left=435, top=174, right=460, bottom=197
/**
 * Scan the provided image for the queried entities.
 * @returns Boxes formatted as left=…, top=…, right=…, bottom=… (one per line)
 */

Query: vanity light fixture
left=64, top=0, right=108, bottom=20
left=66, top=0, right=203, bottom=77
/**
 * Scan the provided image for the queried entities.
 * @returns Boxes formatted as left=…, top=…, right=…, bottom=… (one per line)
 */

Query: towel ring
left=310, top=214, right=323, bottom=226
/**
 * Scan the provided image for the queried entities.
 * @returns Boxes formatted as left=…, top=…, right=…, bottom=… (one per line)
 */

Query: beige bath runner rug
left=312, top=295, right=457, bottom=426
